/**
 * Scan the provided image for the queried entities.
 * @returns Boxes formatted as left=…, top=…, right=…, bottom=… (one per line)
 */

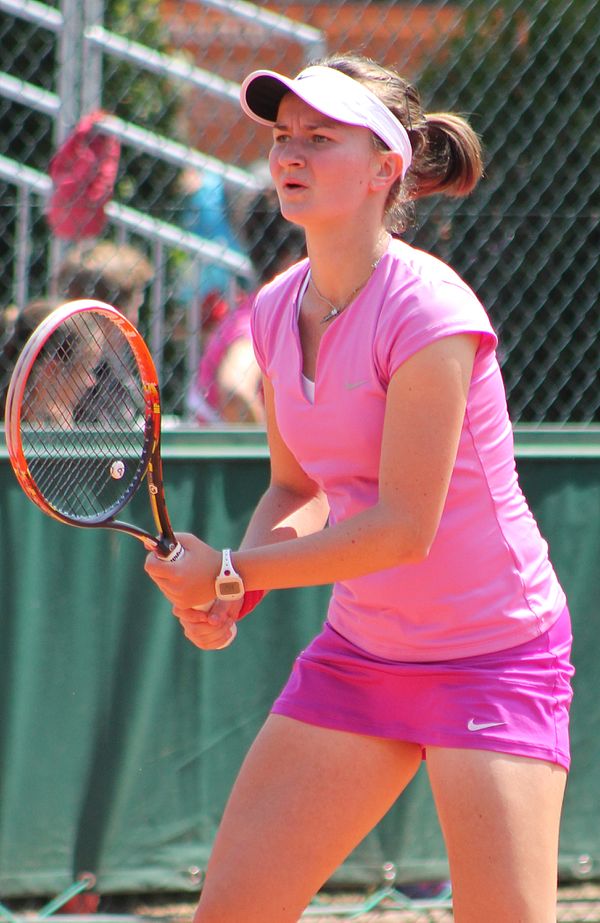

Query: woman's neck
left=305, top=229, right=390, bottom=309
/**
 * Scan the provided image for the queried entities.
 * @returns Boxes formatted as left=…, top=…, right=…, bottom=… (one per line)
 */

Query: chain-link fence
left=1, top=0, right=598, bottom=423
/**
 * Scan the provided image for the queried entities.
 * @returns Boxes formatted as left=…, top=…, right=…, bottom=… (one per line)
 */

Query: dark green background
left=0, top=427, right=598, bottom=896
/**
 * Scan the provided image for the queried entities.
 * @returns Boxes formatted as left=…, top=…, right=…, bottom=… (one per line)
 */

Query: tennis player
left=145, top=54, right=574, bottom=923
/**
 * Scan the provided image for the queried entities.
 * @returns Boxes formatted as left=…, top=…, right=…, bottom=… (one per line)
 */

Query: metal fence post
left=82, top=0, right=104, bottom=114
left=50, top=0, right=84, bottom=288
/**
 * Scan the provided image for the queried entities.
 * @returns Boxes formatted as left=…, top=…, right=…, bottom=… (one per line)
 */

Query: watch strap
left=219, top=548, right=239, bottom=581
left=215, top=548, right=245, bottom=600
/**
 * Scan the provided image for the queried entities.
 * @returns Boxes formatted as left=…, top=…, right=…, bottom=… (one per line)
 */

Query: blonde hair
left=57, top=242, right=154, bottom=312
left=318, top=54, right=484, bottom=233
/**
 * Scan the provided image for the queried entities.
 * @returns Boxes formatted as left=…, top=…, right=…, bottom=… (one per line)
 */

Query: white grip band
left=162, top=540, right=185, bottom=562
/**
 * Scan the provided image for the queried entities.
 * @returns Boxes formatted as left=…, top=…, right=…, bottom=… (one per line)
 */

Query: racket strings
left=24, top=429, right=145, bottom=518
left=18, top=312, right=152, bottom=521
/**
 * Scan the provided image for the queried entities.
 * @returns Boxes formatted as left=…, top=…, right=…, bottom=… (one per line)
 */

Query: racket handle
left=161, top=540, right=185, bottom=562
left=160, top=542, right=237, bottom=649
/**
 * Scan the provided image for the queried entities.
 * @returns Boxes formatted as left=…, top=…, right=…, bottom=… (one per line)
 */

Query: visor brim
left=241, top=71, right=297, bottom=125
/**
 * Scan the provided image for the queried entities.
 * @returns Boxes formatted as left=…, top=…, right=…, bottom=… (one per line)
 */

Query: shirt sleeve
left=374, top=276, right=498, bottom=386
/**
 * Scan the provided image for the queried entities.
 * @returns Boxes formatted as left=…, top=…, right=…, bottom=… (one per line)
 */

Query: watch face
left=219, top=580, right=243, bottom=597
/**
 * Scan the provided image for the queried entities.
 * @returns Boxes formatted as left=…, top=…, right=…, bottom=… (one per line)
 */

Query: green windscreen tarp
left=0, top=426, right=599, bottom=896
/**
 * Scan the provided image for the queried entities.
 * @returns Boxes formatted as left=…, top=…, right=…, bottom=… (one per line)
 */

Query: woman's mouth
left=282, top=179, right=307, bottom=191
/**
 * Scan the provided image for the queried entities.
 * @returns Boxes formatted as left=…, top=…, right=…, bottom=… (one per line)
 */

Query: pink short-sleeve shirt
left=251, top=238, right=566, bottom=661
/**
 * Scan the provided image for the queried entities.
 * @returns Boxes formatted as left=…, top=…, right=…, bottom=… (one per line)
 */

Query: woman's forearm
left=239, top=483, right=330, bottom=550
left=234, top=500, right=428, bottom=593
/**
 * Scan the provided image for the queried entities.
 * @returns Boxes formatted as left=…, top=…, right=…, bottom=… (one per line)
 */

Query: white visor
left=240, top=65, right=412, bottom=179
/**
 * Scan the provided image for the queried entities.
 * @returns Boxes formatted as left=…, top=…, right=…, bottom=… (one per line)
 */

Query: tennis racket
left=4, top=298, right=185, bottom=561
left=4, top=297, right=240, bottom=648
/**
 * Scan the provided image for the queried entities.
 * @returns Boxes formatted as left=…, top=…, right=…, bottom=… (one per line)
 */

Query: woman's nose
left=276, top=141, right=305, bottom=167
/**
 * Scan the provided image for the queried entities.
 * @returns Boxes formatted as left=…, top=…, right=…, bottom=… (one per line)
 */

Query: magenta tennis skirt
left=272, top=606, right=574, bottom=770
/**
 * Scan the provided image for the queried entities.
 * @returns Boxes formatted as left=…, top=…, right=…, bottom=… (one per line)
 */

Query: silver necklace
left=310, top=254, right=384, bottom=324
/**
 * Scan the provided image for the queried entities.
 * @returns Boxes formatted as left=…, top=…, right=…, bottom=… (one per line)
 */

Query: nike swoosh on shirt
left=467, top=719, right=506, bottom=731
left=345, top=379, right=369, bottom=390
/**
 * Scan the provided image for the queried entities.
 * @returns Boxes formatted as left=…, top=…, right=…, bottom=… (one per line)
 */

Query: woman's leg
left=426, top=747, right=567, bottom=923
left=195, top=714, right=422, bottom=923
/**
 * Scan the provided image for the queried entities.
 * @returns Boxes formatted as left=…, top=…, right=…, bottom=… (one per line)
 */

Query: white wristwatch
left=214, top=548, right=245, bottom=601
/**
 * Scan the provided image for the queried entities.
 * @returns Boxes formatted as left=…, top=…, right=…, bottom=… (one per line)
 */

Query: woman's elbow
left=384, top=517, right=437, bottom=566
left=402, top=538, right=433, bottom=565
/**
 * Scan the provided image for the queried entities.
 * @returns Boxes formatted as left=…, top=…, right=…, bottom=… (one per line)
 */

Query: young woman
left=145, top=55, right=574, bottom=923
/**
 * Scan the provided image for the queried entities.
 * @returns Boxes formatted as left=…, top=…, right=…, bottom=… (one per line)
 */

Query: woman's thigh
left=195, top=714, right=422, bottom=923
left=427, top=747, right=567, bottom=923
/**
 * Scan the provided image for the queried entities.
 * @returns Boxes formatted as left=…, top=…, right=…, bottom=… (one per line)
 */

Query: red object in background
left=60, top=873, right=99, bottom=915
left=201, top=290, right=229, bottom=330
left=61, top=892, right=100, bottom=914
left=237, top=589, right=266, bottom=620
left=47, top=111, right=120, bottom=240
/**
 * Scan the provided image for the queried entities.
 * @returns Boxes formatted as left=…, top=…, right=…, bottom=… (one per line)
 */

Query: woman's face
left=269, top=93, right=384, bottom=231
left=23, top=334, right=104, bottom=426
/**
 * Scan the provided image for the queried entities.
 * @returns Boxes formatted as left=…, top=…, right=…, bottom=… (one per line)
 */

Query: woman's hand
left=145, top=534, right=244, bottom=650
left=174, top=598, right=242, bottom=650
left=144, top=532, right=222, bottom=608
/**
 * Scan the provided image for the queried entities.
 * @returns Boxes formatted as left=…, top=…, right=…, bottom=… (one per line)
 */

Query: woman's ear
left=370, top=151, right=404, bottom=192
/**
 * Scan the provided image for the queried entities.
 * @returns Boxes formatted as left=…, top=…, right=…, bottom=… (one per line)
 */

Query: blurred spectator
left=177, top=166, right=247, bottom=332
left=188, top=185, right=305, bottom=424
left=0, top=295, right=131, bottom=427
left=1, top=242, right=154, bottom=420
left=56, top=240, right=154, bottom=325
left=0, top=297, right=63, bottom=416
left=55, top=241, right=155, bottom=422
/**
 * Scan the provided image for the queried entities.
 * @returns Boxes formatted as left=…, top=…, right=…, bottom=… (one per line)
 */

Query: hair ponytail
left=317, top=53, right=485, bottom=231
left=411, top=113, right=484, bottom=199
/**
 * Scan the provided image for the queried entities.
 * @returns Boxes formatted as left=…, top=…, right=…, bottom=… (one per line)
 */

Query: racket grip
left=161, top=543, right=237, bottom=649
left=161, top=540, right=185, bottom=562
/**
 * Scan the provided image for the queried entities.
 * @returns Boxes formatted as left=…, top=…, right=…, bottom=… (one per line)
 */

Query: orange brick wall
left=159, top=1, right=463, bottom=164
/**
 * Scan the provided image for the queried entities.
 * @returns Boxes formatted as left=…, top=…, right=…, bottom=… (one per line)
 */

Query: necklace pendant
left=321, top=307, right=339, bottom=324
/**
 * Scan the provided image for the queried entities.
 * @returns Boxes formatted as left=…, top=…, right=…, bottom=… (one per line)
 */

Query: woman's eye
left=273, top=134, right=289, bottom=144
